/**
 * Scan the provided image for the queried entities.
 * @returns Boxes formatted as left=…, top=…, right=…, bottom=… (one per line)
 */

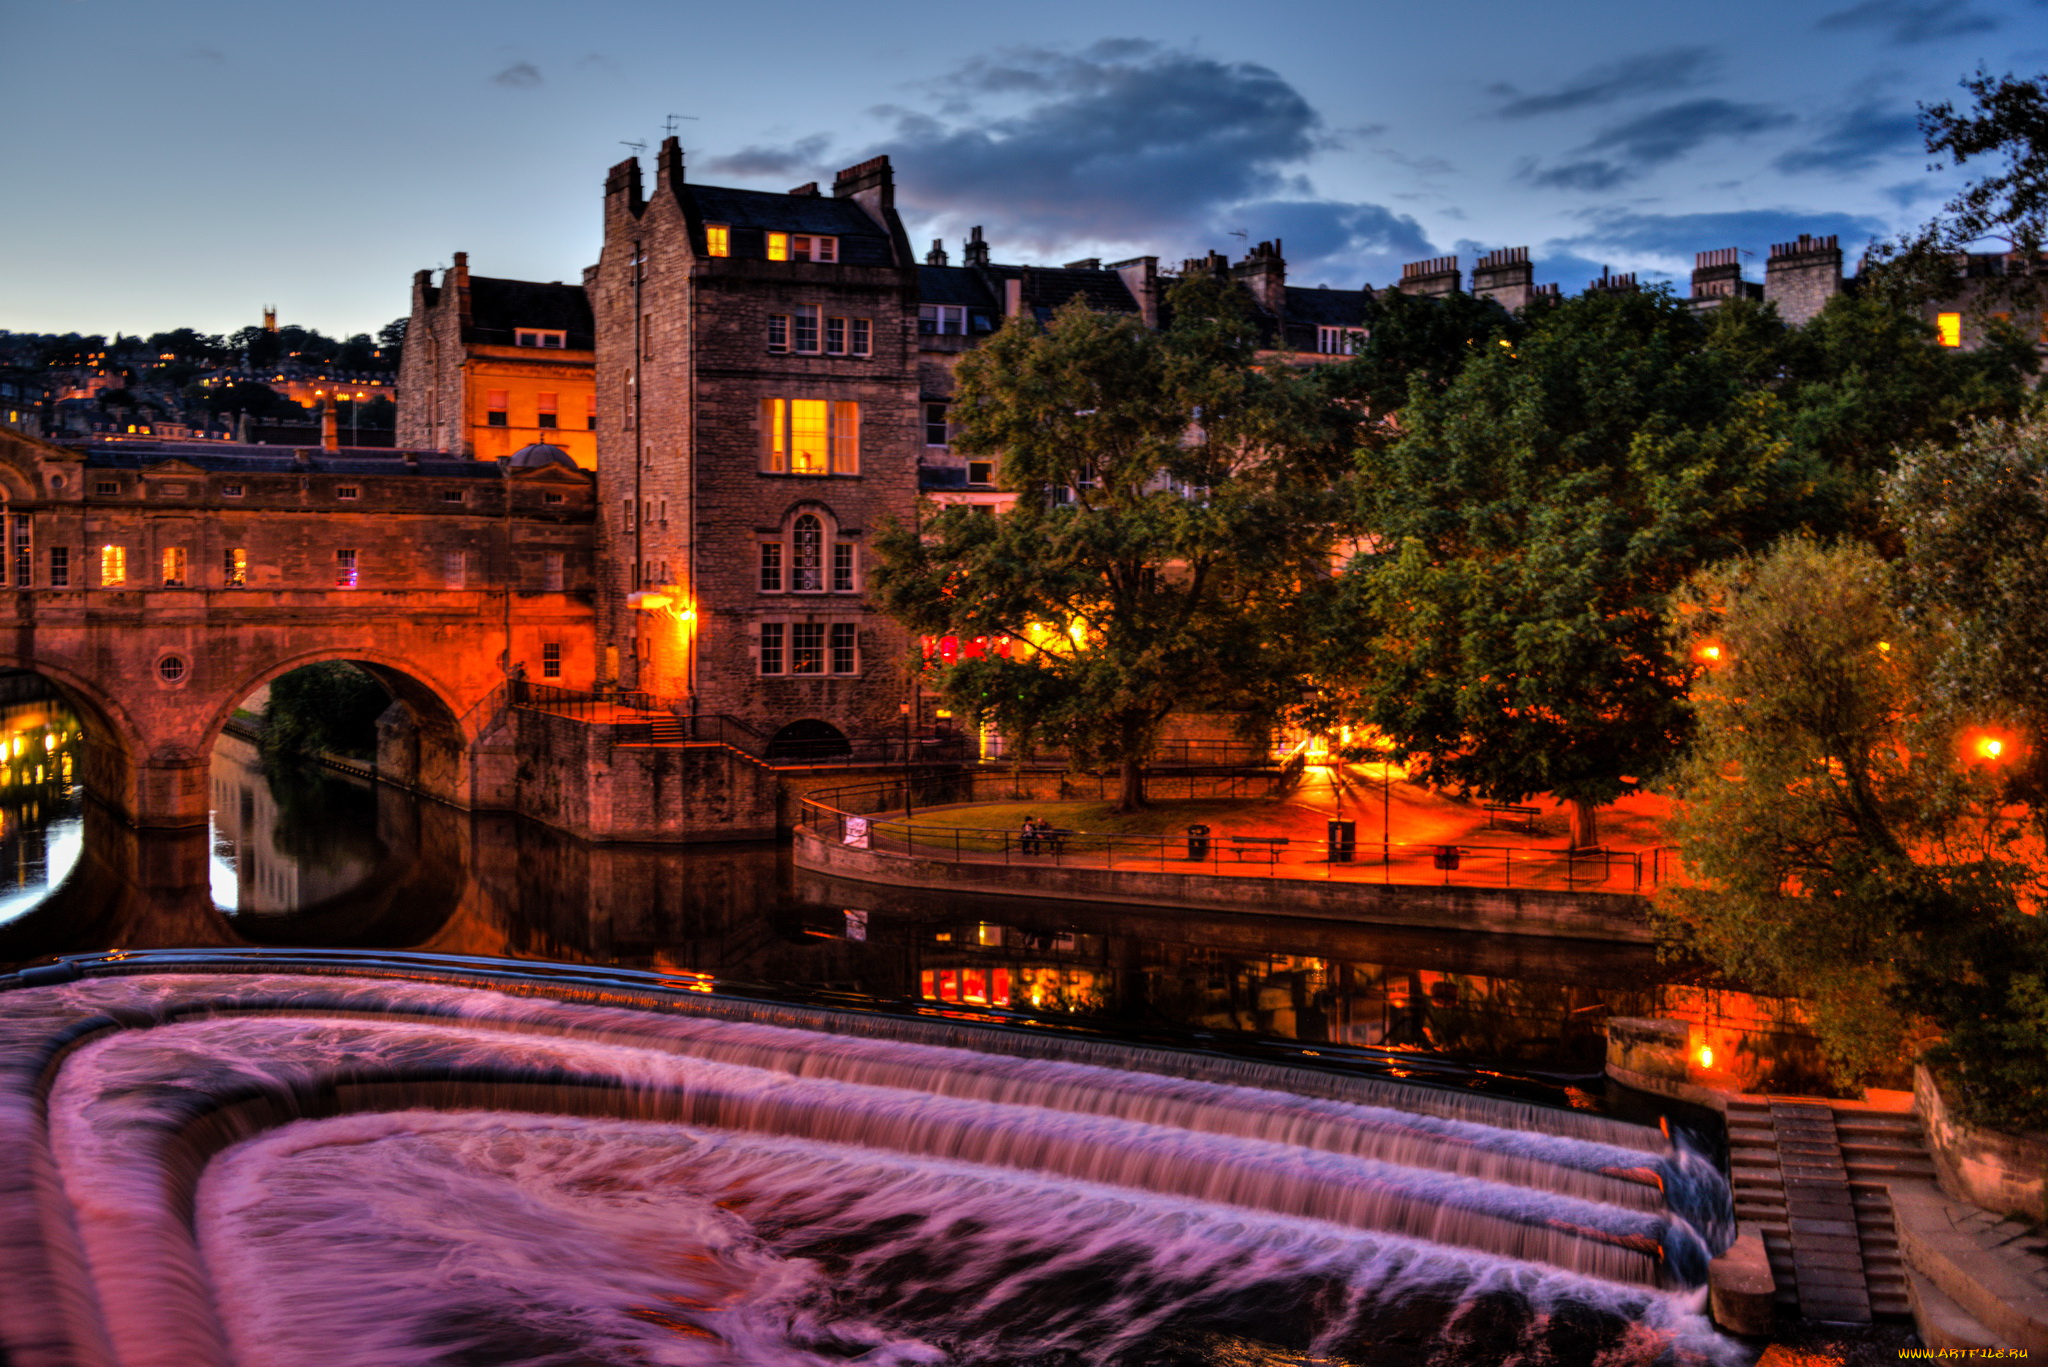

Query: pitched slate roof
left=917, top=265, right=999, bottom=309
left=466, top=277, right=595, bottom=349
left=1283, top=285, right=1373, bottom=327
left=684, top=186, right=896, bottom=266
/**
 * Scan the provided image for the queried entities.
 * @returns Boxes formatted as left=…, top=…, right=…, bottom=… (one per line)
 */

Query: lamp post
left=901, top=699, right=914, bottom=816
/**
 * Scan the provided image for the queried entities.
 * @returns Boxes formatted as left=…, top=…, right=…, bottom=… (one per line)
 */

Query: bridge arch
left=0, top=656, right=152, bottom=822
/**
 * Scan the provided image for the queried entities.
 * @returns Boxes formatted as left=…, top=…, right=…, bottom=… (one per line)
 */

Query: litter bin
left=1186, top=824, right=1212, bottom=861
left=1327, top=819, right=1356, bottom=864
left=1431, top=845, right=1461, bottom=870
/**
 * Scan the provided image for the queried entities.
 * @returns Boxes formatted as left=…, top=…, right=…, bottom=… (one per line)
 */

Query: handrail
left=797, top=773, right=1680, bottom=894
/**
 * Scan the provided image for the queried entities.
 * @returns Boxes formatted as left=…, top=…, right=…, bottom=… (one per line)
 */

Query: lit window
left=793, top=306, right=820, bottom=354
left=516, top=329, right=567, bottom=348
left=542, top=642, right=562, bottom=678
left=759, top=621, right=785, bottom=674
left=537, top=392, right=558, bottom=429
left=224, top=547, right=246, bottom=588
left=443, top=550, right=467, bottom=589
left=925, top=402, right=949, bottom=447
left=1316, top=326, right=1361, bottom=356
left=1937, top=312, right=1962, bottom=347
left=767, top=232, right=790, bottom=262
left=833, top=542, right=855, bottom=592
left=543, top=552, right=564, bottom=590
left=706, top=224, right=730, bottom=257
left=792, top=515, right=823, bottom=591
left=100, top=545, right=126, bottom=588
left=792, top=621, right=825, bottom=674
left=920, top=304, right=965, bottom=335
left=759, top=542, right=783, bottom=592
left=48, top=546, right=68, bottom=589
left=335, top=548, right=358, bottom=588
left=831, top=622, right=858, bottom=674
left=768, top=315, right=790, bottom=354
left=826, top=317, right=846, bottom=355
left=762, top=398, right=840, bottom=475
left=336, top=486, right=359, bottom=500
left=486, top=389, right=509, bottom=425
left=161, top=547, right=187, bottom=588
left=852, top=318, right=871, bottom=357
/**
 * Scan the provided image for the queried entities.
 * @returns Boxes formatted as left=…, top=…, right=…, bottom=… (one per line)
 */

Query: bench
left=1226, top=835, right=1291, bottom=866
left=1017, top=828, right=1077, bottom=857
left=1483, top=802, right=1542, bottom=833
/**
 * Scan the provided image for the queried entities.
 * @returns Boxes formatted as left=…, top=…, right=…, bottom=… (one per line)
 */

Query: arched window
left=792, top=514, right=823, bottom=592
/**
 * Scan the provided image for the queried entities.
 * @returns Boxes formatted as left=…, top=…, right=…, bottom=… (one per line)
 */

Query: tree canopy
left=871, top=275, right=1356, bottom=809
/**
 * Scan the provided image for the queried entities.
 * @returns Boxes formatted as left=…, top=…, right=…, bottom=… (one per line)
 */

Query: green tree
left=1336, top=288, right=1521, bottom=425
left=871, top=275, right=1354, bottom=810
left=1659, top=538, right=2048, bottom=1126
left=262, top=663, right=392, bottom=760
left=1326, top=287, right=1818, bottom=846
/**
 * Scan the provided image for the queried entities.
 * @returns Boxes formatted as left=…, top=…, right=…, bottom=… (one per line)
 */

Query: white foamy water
left=10, top=972, right=1740, bottom=1367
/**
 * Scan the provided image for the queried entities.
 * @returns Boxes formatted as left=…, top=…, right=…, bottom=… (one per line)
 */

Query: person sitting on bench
left=1021, top=815, right=1041, bottom=854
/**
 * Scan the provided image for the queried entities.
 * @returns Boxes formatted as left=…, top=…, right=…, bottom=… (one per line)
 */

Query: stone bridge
left=0, top=429, right=597, bottom=828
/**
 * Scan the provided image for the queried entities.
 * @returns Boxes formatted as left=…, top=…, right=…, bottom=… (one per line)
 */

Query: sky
left=2, top=0, right=2042, bottom=339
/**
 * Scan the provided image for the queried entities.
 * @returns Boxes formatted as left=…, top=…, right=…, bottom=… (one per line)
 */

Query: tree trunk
left=1116, top=754, right=1147, bottom=813
left=1569, top=797, right=1600, bottom=849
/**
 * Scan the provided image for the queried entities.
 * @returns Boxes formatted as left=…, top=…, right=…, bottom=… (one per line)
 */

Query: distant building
left=396, top=254, right=596, bottom=467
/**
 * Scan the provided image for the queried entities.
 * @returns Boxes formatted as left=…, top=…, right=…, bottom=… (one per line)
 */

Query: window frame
left=515, top=329, right=567, bottom=349
left=832, top=541, right=855, bottom=593
left=759, top=541, right=784, bottom=592
left=334, top=548, right=359, bottom=589
left=791, top=621, right=826, bottom=675
left=99, top=544, right=126, bottom=588
left=223, top=547, right=246, bottom=588
left=705, top=224, right=730, bottom=258
left=791, top=515, right=824, bottom=592
left=759, top=621, right=785, bottom=674
left=830, top=622, right=859, bottom=675
left=541, top=641, right=563, bottom=678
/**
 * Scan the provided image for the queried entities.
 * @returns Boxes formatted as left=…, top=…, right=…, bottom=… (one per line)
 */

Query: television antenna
left=620, top=140, right=647, bottom=153
left=663, top=113, right=698, bottom=137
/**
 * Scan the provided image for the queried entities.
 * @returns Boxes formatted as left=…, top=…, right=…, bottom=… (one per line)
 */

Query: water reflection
left=0, top=694, right=1832, bottom=1097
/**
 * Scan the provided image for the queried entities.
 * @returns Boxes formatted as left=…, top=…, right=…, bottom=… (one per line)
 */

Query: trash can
left=1186, top=824, right=1211, bottom=860
left=1327, top=819, right=1356, bottom=863
left=1431, top=845, right=1461, bottom=870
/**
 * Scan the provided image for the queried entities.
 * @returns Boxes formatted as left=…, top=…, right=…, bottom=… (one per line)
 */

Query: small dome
left=509, top=442, right=578, bottom=470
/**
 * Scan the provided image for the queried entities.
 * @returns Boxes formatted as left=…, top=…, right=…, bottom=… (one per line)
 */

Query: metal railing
left=800, top=774, right=1680, bottom=895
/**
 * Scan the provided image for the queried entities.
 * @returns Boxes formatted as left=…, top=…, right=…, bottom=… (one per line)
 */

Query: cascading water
left=0, top=963, right=1740, bottom=1367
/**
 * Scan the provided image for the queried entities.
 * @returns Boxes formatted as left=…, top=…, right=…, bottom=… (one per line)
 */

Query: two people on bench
left=1019, top=815, right=1056, bottom=853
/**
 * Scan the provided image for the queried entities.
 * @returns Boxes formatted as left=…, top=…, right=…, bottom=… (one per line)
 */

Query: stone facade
left=397, top=253, right=597, bottom=467
left=1764, top=234, right=1845, bottom=326
left=590, top=140, right=922, bottom=753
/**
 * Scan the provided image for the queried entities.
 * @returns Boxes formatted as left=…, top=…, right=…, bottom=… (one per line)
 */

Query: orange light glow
left=1979, top=736, right=2006, bottom=761
left=1696, top=1045, right=1714, bottom=1069
left=1694, top=642, right=1723, bottom=663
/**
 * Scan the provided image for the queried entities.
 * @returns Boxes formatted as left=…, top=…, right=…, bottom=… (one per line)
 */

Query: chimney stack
left=321, top=394, right=339, bottom=451
left=1471, top=247, right=1533, bottom=312
left=1395, top=256, right=1461, bottom=298
left=926, top=239, right=950, bottom=266
left=1764, top=234, right=1842, bottom=325
left=1232, top=239, right=1286, bottom=313
left=964, top=226, right=990, bottom=267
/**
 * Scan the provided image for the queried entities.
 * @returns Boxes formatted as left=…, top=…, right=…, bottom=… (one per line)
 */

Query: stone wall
left=1916, top=1063, right=2048, bottom=1224
left=505, top=707, right=779, bottom=842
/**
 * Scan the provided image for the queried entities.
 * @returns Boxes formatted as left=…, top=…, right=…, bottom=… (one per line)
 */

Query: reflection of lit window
left=334, top=548, right=358, bottom=589
left=160, top=547, right=187, bottom=588
left=705, top=224, right=729, bottom=257
left=792, top=622, right=825, bottom=674
left=1937, top=312, right=1962, bottom=347
left=99, top=545, right=125, bottom=588
left=224, top=548, right=246, bottom=588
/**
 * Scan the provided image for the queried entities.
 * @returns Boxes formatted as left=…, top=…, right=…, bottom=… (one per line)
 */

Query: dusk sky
left=4, top=0, right=2043, bottom=339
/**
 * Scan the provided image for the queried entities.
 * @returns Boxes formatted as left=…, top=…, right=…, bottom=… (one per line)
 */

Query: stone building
left=588, top=140, right=923, bottom=756
left=396, top=254, right=597, bottom=467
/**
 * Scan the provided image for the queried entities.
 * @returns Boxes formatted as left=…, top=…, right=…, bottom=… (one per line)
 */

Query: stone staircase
left=1726, top=1097, right=1935, bottom=1322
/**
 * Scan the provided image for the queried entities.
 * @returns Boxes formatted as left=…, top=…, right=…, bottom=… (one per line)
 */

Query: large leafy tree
left=1325, top=287, right=1820, bottom=847
left=1660, top=538, right=2048, bottom=1127
left=871, top=275, right=1355, bottom=810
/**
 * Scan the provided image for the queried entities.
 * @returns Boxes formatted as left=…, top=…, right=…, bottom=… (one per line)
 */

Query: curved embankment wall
left=794, top=827, right=1653, bottom=944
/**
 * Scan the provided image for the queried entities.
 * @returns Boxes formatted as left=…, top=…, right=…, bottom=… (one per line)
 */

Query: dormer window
left=1316, top=326, right=1362, bottom=356
left=516, top=329, right=566, bottom=349
left=766, top=233, right=837, bottom=263
left=921, top=305, right=966, bottom=336
left=706, top=224, right=730, bottom=257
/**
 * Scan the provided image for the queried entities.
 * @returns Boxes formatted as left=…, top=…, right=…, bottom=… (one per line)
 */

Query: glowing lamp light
left=1978, top=736, right=2006, bottom=761
left=1697, top=1045, right=1714, bottom=1070
left=1694, top=642, right=1723, bottom=664
left=627, top=591, right=672, bottom=611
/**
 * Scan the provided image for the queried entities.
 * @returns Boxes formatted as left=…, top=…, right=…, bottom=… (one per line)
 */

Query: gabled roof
left=466, top=277, right=594, bottom=348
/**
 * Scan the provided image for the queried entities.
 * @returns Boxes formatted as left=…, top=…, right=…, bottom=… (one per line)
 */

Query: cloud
left=491, top=62, right=542, bottom=89
left=1488, top=47, right=1720, bottom=119
left=1553, top=207, right=1891, bottom=271
left=1774, top=99, right=1922, bottom=174
left=1817, top=0, right=1998, bottom=43
left=1527, top=99, right=1795, bottom=190
left=703, top=135, right=834, bottom=180
left=1231, top=199, right=1439, bottom=289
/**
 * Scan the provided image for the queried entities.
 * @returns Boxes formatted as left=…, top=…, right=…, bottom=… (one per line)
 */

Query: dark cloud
left=703, top=135, right=834, bottom=180
left=1232, top=199, right=1438, bottom=289
left=1817, top=0, right=1998, bottom=44
left=491, top=62, right=542, bottom=88
left=1488, top=47, right=1719, bottom=119
left=1774, top=99, right=1922, bottom=174
left=1554, top=207, right=1890, bottom=267
left=1527, top=99, right=1795, bottom=190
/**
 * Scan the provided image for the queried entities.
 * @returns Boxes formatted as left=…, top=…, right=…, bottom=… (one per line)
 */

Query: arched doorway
left=768, top=719, right=851, bottom=762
